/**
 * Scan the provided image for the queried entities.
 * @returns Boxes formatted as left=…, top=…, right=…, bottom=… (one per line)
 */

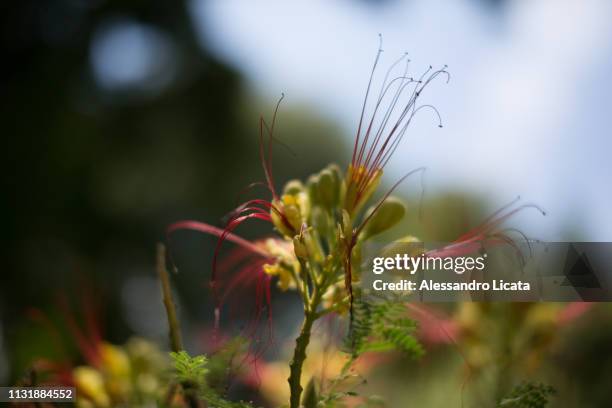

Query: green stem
left=288, top=308, right=317, bottom=408
left=158, top=244, right=204, bottom=408
left=156, top=243, right=183, bottom=352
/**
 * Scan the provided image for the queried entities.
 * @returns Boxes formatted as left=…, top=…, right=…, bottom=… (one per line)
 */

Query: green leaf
left=169, top=350, right=257, bottom=408
left=498, top=382, right=556, bottom=408
left=346, top=300, right=424, bottom=359
left=170, top=350, right=208, bottom=386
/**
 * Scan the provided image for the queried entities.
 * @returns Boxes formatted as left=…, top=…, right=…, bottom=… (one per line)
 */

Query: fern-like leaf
left=346, top=300, right=424, bottom=359
left=498, top=382, right=556, bottom=408
left=170, top=350, right=208, bottom=386
left=169, top=350, right=256, bottom=408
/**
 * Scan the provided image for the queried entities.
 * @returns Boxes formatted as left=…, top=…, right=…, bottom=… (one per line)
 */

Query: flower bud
left=271, top=203, right=295, bottom=237
left=74, top=366, right=111, bottom=407
left=317, top=169, right=336, bottom=208
left=293, top=227, right=324, bottom=263
left=311, top=206, right=330, bottom=241
left=283, top=179, right=305, bottom=195
left=307, top=165, right=342, bottom=211
left=283, top=202, right=303, bottom=232
left=379, top=235, right=423, bottom=261
left=293, top=235, right=308, bottom=259
left=271, top=191, right=310, bottom=237
left=100, top=343, right=131, bottom=378
left=361, top=196, right=406, bottom=240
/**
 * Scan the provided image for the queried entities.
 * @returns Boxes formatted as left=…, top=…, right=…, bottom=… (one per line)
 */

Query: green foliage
left=315, top=300, right=423, bottom=407
left=198, top=389, right=256, bottom=408
left=205, top=337, right=249, bottom=391
left=497, top=382, right=556, bottom=408
left=347, top=300, right=424, bottom=358
left=169, top=350, right=256, bottom=408
left=170, top=351, right=208, bottom=386
left=319, top=389, right=387, bottom=408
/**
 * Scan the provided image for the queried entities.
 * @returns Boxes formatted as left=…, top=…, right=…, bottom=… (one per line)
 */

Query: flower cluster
left=26, top=306, right=170, bottom=408
left=168, top=45, right=544, bottom=408
left=168, top=49, right=455, bottom=328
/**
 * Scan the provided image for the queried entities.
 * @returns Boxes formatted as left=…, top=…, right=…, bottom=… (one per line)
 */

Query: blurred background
left=1, top=0, right=612, bottom=406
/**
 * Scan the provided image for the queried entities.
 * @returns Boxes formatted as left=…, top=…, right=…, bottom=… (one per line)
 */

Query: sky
left=187, top=0, right=612, bottom=241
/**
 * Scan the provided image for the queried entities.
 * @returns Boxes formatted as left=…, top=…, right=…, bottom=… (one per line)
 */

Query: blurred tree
left=0, top=0, right=346, bottom=382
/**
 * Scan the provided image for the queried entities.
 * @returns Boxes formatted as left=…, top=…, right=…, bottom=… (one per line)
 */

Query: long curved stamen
left=454, top=196, right=522, bottom=242
left=259, top=94, right=285, bottom=201
left=353, top=35, right=384, bottom=168
left=57, top=295, right=102, bottom=367
left=167, top=218, right=274, bottom=341
left=168, top=221, right=268, bottom=257
left=349, top=63, right=449, bottom=213
left=426, top=201, right=547, bottom=259
left=360, top=57, right=416, bottom=171
left=367, top=66, right=449, bottom=176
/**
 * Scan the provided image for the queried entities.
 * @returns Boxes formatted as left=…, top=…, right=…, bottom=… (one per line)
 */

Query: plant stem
left=157, top=244, right=204, bottom=408
left=156, top=243, right=183, bottom=352
left=288, top=308, right=317, bottom=408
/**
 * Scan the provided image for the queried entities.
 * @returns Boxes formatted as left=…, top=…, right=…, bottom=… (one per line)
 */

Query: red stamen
left=57, top=296, right=102, bottom=367
left=426, top=201, right=546, bottom=259
left=258, top=94, right=285, bottom=201
left=167, top=219, right=277, bottom=355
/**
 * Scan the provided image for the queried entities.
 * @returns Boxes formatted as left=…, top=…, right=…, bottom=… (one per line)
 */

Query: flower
left=167, top=48, right=451, bottom=328
left=167, top=43, right=544, bottom=351
left=346, top=45, right=448, bottom=216
left=27, top=294, right=169, bottom=407
left=409, top=302, right=594, bottom=373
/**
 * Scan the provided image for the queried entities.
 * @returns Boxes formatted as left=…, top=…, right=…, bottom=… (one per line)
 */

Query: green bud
left=307, top=174, right=320, bottom=205
left=271, top=205, right=294, bottom=237
left=311, top=206, right=329, bottom=238
left=293, top=235, right=308, bottom=259
left=327, top=163, right=342, bottom=182
left=293, top=227, right=324, bottom=262
left=283, top=179, right=305, bottom=195
left=317, top=169, right=336, bottom=209
left=284, top=204, right=303, bottom=232
left=380, top=235, right=423, bottom=259
left=361, top=196, right=406, bottom=240
left=307, top=165, right=342, bottom=211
